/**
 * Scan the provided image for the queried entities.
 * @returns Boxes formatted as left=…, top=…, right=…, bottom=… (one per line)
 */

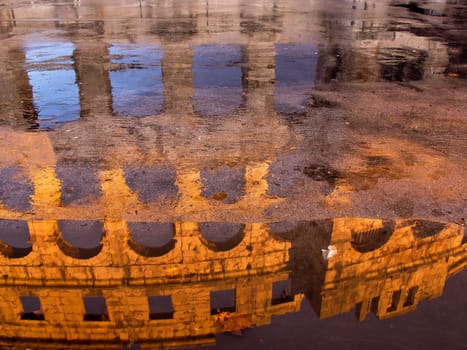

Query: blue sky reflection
left=25, top=40, right=80, bottom=129
left=110, top=44, right=164, bottom=117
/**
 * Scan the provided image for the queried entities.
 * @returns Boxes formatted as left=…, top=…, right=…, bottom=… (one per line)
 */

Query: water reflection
left=0, top=217, right=464, bottom=348
left=0, top=0, right=465, bottom=349
left=193, top=45, right=243, bottom=116
left=0, top=5, right=456, bottom=129
left=25, top=37, right=80, bottom=129
left=0, top=166, right=33, bottom=211
left=56, top=165, right=101, bottom=205
left=110, top=44, right=164, bottom=117
left=274, top=44, right=318, bottom=113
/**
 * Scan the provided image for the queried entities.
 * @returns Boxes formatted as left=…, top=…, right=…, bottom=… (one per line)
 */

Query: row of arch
left=0, top=165, right=252, bottom=211
left=22, top=39, right=317, bottom=129
left=0, top=219, right=448, bottom=260
left=0, top=220, right=246, bottom=259
left=350, top=220, right=446, bottom=253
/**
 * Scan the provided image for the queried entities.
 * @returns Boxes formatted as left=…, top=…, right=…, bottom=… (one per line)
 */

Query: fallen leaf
left=212, top=192, right=228, bottom=201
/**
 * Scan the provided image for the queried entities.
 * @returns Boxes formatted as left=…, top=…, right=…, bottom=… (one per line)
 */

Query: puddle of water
left=128, top=222, right=174, bottom=247
left=58, top=220, right=103, bottom=248
left=378, top=47, right=428, bottom=81
left=25, top=38, right=80, bottom=129
left=200, top=167, right=245, bottom=204
left=393, top=2, right=448, bottom=17
left=56, top=165, right=101, bottom=205
left=110, top=43, right=164, bottom=117
left=274, top=44, right=318, bottom=114
left=124, top=166, right=178, bottom=203
left=0, top=219, right=31, bottom=248
left=0, top=166, right=33, bottom=211
left=193, top=44, right=243, bottom=116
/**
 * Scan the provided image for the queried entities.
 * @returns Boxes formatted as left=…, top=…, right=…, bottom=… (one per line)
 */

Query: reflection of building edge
left=299, top=218, right=466, bottom=321
left=270, top=219, right=466, bottom=322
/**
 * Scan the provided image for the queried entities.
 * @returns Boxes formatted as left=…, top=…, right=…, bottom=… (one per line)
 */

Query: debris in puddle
left=212, top=192, right=228, bottom=201
left=321, top=245, right=337, bottom=260
left=303, top=164, right=342, bottom=185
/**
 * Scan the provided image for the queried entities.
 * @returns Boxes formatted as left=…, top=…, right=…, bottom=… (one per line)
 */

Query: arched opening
left=0, top=220, right=32, bottom=259
left=350, top=221, right=395, bottom=253
left=274, top=44, right=318, bottom=114
left=127, top=222, right=176, bottom=257
left=57, top=220, right=104, bottom=259
left=409, top=220, right=445, bottom=238
left=109, top=43, right=164, bottom=117
left=199, top=222, right=245, bottom=252
left=193, top=44, right=243, bottom=116
left=200, top=167, right=245, bottom=204
left=124, top=166, right=178, bottom=204
left=0, top=166, right=33, bottom=211
left=269, top=221, right=306, bottom=241
left=25, top=36, right=80, bottom=129
left=269, top=220, right=333, bottom=242
left=55, top=165, right=101, bottom=205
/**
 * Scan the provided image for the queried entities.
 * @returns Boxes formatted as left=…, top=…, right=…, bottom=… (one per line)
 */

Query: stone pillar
left=172, top=286, right=211, bottom=336
left=175, top=169, right=210, bottom=213
left=161, top=42, right=194, bottom=115
left=99, top=169, right=138, bottom=220
left=37, top=288, right=85, bottom=324
left=0, top=46, right=37, bottom=129
left=244, top=163, right=271, bottom=200
left=98, top=169, right=138, bottom=268
left=236, top=281, right=270, bottom=314
left=73, top=41, right=112, bottom=117
left=242, top=39, right=276, bottom=115
left=355, top=299, right=370, bottom=321
left=0, top=287, right=21, bottom=324
left=0, top=7, right=14, bottom=36
left=19, top=132, right=61, bottom=212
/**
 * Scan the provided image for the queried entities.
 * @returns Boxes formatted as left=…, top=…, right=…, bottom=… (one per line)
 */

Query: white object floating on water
left=321, top=245, right=337, bottom=260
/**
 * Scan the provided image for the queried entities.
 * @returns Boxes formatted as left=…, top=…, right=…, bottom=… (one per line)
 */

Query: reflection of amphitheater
left=0, top=133, right=465, bottom=348
left=0, top=0, right=453, bottom=131
left=0, top=214, right=465, bottom=348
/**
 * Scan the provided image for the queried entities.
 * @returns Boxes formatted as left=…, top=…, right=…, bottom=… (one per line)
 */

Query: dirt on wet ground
left=263, top=77, right=467, bottom=224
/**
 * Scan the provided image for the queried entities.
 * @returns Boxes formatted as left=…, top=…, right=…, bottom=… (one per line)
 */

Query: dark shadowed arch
left=127, top=222, right=176, bottom=257
left=200, top=167, right=245, bottom=204
left=0, top=220, right=32, bottom=259
left=409, top=220, right=446, bottom=238
left=199, top=222, right=245, bottom=252
left=0, top=167, right=33, bottom=211
left=57, top=220, right=104, bottom=259
left=351, top=221, right=395, bottom=253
